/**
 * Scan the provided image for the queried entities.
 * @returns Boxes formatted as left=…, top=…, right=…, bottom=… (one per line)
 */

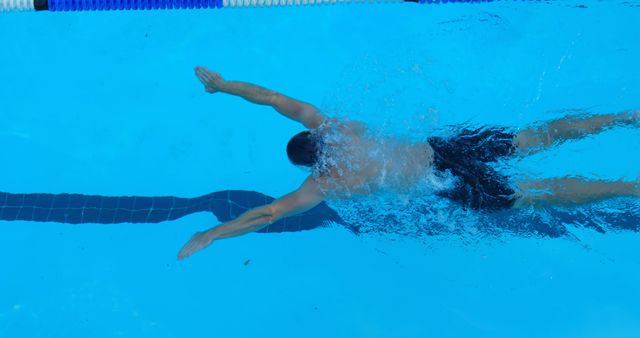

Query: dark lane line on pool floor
left=0, top=190, right=352, bottom=234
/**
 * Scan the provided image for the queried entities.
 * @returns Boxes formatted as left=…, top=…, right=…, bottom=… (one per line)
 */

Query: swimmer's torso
left=311, top=119, right=435, bottom=197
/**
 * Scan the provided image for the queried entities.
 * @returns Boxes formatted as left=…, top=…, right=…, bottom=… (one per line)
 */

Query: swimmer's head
left=287, top=131, right=319, bottom=167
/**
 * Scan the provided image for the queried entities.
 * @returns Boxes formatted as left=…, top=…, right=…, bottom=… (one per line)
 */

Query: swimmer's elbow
left=267, top=199, right=304, bottom=223
left=268, top=92, right=283, bottom=106
left=265, top=203, right=284, bottom=224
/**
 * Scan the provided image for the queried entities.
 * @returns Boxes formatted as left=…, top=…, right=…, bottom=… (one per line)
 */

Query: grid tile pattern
left=0, top=190, right=349, bottom=234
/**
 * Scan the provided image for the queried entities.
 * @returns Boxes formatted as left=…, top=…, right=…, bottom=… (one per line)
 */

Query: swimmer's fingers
left=194, top=67, right=217, bottom=93
left=194, top=66, right=223, bottom=93
left=177, top=231, right=209, bottom=260
left=194, top=66, right=214, bottom=82
left=177, top=230, right=215, bottom=260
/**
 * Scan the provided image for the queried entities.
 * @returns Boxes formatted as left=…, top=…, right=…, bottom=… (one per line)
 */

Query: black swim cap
left=286, top=131, right=318, bottom=167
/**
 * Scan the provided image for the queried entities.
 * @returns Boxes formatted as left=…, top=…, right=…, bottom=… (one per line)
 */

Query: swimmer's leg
left=513, top=177, right=639, bottom=208
left=513, top=110, right=639, bottom=156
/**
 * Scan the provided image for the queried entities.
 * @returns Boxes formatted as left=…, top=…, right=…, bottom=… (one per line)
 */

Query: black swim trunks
left=428, top=127, right=518, bottom=211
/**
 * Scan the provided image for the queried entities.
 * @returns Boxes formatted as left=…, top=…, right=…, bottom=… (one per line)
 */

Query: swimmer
left=177, top=66, right=640, bottom=260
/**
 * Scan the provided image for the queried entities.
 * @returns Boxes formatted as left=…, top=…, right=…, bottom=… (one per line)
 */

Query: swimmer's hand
left=177, top=229, right=217, bottom=260
left=195, top=66, right=225, bottom=94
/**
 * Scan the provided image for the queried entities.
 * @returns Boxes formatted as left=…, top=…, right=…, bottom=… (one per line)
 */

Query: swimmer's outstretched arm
left=177, top=176, right=324, bottom=260
left=194, top=66, right=326, bottom=129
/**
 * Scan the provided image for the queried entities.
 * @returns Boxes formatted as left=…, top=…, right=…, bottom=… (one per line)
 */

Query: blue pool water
left=1, top=1, right=640, bottom=337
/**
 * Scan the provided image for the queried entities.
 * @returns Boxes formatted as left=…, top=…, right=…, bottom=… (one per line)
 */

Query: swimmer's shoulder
left=314, top=117, right=367, bottom=136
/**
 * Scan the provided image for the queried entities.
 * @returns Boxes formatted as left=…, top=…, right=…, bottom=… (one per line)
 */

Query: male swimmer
left=178, top=66, right=640, bottom=260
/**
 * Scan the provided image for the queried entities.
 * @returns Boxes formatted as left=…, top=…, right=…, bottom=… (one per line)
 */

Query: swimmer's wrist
left=206, top=227, right=223, bottom=240
left=214, top=80, right=230, bottom=93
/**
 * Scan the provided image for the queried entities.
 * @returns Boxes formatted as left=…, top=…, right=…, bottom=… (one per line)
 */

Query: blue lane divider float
left=1, top=0, right=545, bottom=13
left=0, top=190, right=354, bottom=234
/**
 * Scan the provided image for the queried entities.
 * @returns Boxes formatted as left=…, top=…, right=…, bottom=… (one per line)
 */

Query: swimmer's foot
left=632, top=110, right=640, bottom=127
left=177, top=229, right=216, bottom=260
left=194, top=66, right=225, bottom=94
left=620, top=110, right=640, bottom=127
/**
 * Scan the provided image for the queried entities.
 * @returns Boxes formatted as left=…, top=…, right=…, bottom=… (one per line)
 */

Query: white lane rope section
left=0, top=0, right=34, bottom=12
